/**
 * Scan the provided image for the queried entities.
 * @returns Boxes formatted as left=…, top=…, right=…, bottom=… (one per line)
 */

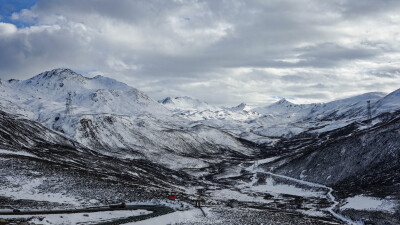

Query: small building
left=168, top=192, right=176, bottom=201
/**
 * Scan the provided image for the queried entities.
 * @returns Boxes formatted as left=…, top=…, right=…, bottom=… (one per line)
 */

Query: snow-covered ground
left=0, top=176, right=81, bottom=207
left=234, top=159, right=362, bottom=224
left=1, top=209, right=151, bottom=225
left=342, top=195, right=398, bottom=213
left=209, top=189, right=274, bottom=204
left=243, top=177, right=325, bottom=198
left=129, top=208, right=209, bottom=225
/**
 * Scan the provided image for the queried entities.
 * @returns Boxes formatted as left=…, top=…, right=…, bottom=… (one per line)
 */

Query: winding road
left=0, top=205, right=175, bottom=225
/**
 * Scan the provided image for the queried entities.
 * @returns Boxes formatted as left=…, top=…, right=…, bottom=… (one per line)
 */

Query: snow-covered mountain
left=0, top=69, right=255, bottom=170
left=229, top=102, right=253, bottom=111
left=375, top=88, right=400, bottom=114
left=2, top=68, right=400, bottom=224
left=0, top=68, right=170, bottom=119
left=2, top=68, right=399, bottom=176
left=159, top=96, right=218, bottom=112
left=253, top=98, right=317, bottom=115
left=163, top=91, right=396, bottom=142
left=159, top=96, right=265, bottom=142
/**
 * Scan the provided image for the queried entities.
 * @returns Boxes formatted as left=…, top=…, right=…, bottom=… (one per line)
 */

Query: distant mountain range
left=1, top=68, right=399, bottom=224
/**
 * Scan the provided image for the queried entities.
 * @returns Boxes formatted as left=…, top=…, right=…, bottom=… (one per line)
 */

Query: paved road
left=0, top=205, right=175, bottom=225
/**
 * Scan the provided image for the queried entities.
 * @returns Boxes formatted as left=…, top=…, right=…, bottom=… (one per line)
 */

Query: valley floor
left=1, top=154, right=399, bottom=225
left=0, top=206, right=343, bottom=225
left=131, top=206, right=344, bottom=225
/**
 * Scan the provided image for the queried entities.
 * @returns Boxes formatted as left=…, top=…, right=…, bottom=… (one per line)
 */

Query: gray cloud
left=292, top=92, right=330, bottom=100
left=1, top=0, right=400, bottom=106
left=294, top=43, right=381, bottom=68
left=338, top=0, right=400, bottom=18
left=368, top=67, right=400, bottom=78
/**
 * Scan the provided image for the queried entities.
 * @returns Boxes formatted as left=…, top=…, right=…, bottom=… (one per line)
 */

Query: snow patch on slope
left=0, top=176, right=80, bottom=206
left=342, top=195, right=398, bottom=213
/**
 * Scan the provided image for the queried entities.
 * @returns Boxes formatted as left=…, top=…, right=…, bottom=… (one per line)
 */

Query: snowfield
left=0, top=176, right=80, bottom=206
left=129, top=208, right=208, bottom=225
left=342, top=195, right=398, bottom=213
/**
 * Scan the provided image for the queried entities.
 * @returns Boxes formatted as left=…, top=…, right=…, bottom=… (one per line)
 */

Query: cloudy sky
left=0, top=0, right=400, bottom=106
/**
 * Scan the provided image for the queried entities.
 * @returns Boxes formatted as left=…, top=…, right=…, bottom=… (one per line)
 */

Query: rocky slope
left=269, top=110, right=400, bottom=193
left=0, top=108, right=202, bottom=208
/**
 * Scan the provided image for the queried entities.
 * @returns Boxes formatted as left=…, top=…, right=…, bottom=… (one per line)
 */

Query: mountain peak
left=41, top=68, right=84, bottom=79
left=276, top=98, right=291, bottom=104
left=159, top=97, right=173, bottom=104
left=19, top=68, right=135, bottom=93
left=7, top=79, right=20, bottom=83
left=230, top=102, right=251, bottom=111
left=22, top=68, right=87, bottom=88
left=159, top=96, right=217, bottom=111
left=237, top=102, right=247, bottom=108
left=175, top=96, right=202, bottom=101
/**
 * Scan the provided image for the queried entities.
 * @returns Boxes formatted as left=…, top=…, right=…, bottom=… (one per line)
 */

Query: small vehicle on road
left=109, top=202, right=126, bottom=209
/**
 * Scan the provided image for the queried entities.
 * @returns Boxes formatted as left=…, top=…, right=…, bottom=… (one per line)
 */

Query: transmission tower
left=65, top=92, right=72, bottom=115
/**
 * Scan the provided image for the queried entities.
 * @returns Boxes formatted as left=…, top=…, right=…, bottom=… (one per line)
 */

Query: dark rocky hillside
left=0, top=109, right=199, bottom=208
left=270, top=110, right=400, bottom=198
